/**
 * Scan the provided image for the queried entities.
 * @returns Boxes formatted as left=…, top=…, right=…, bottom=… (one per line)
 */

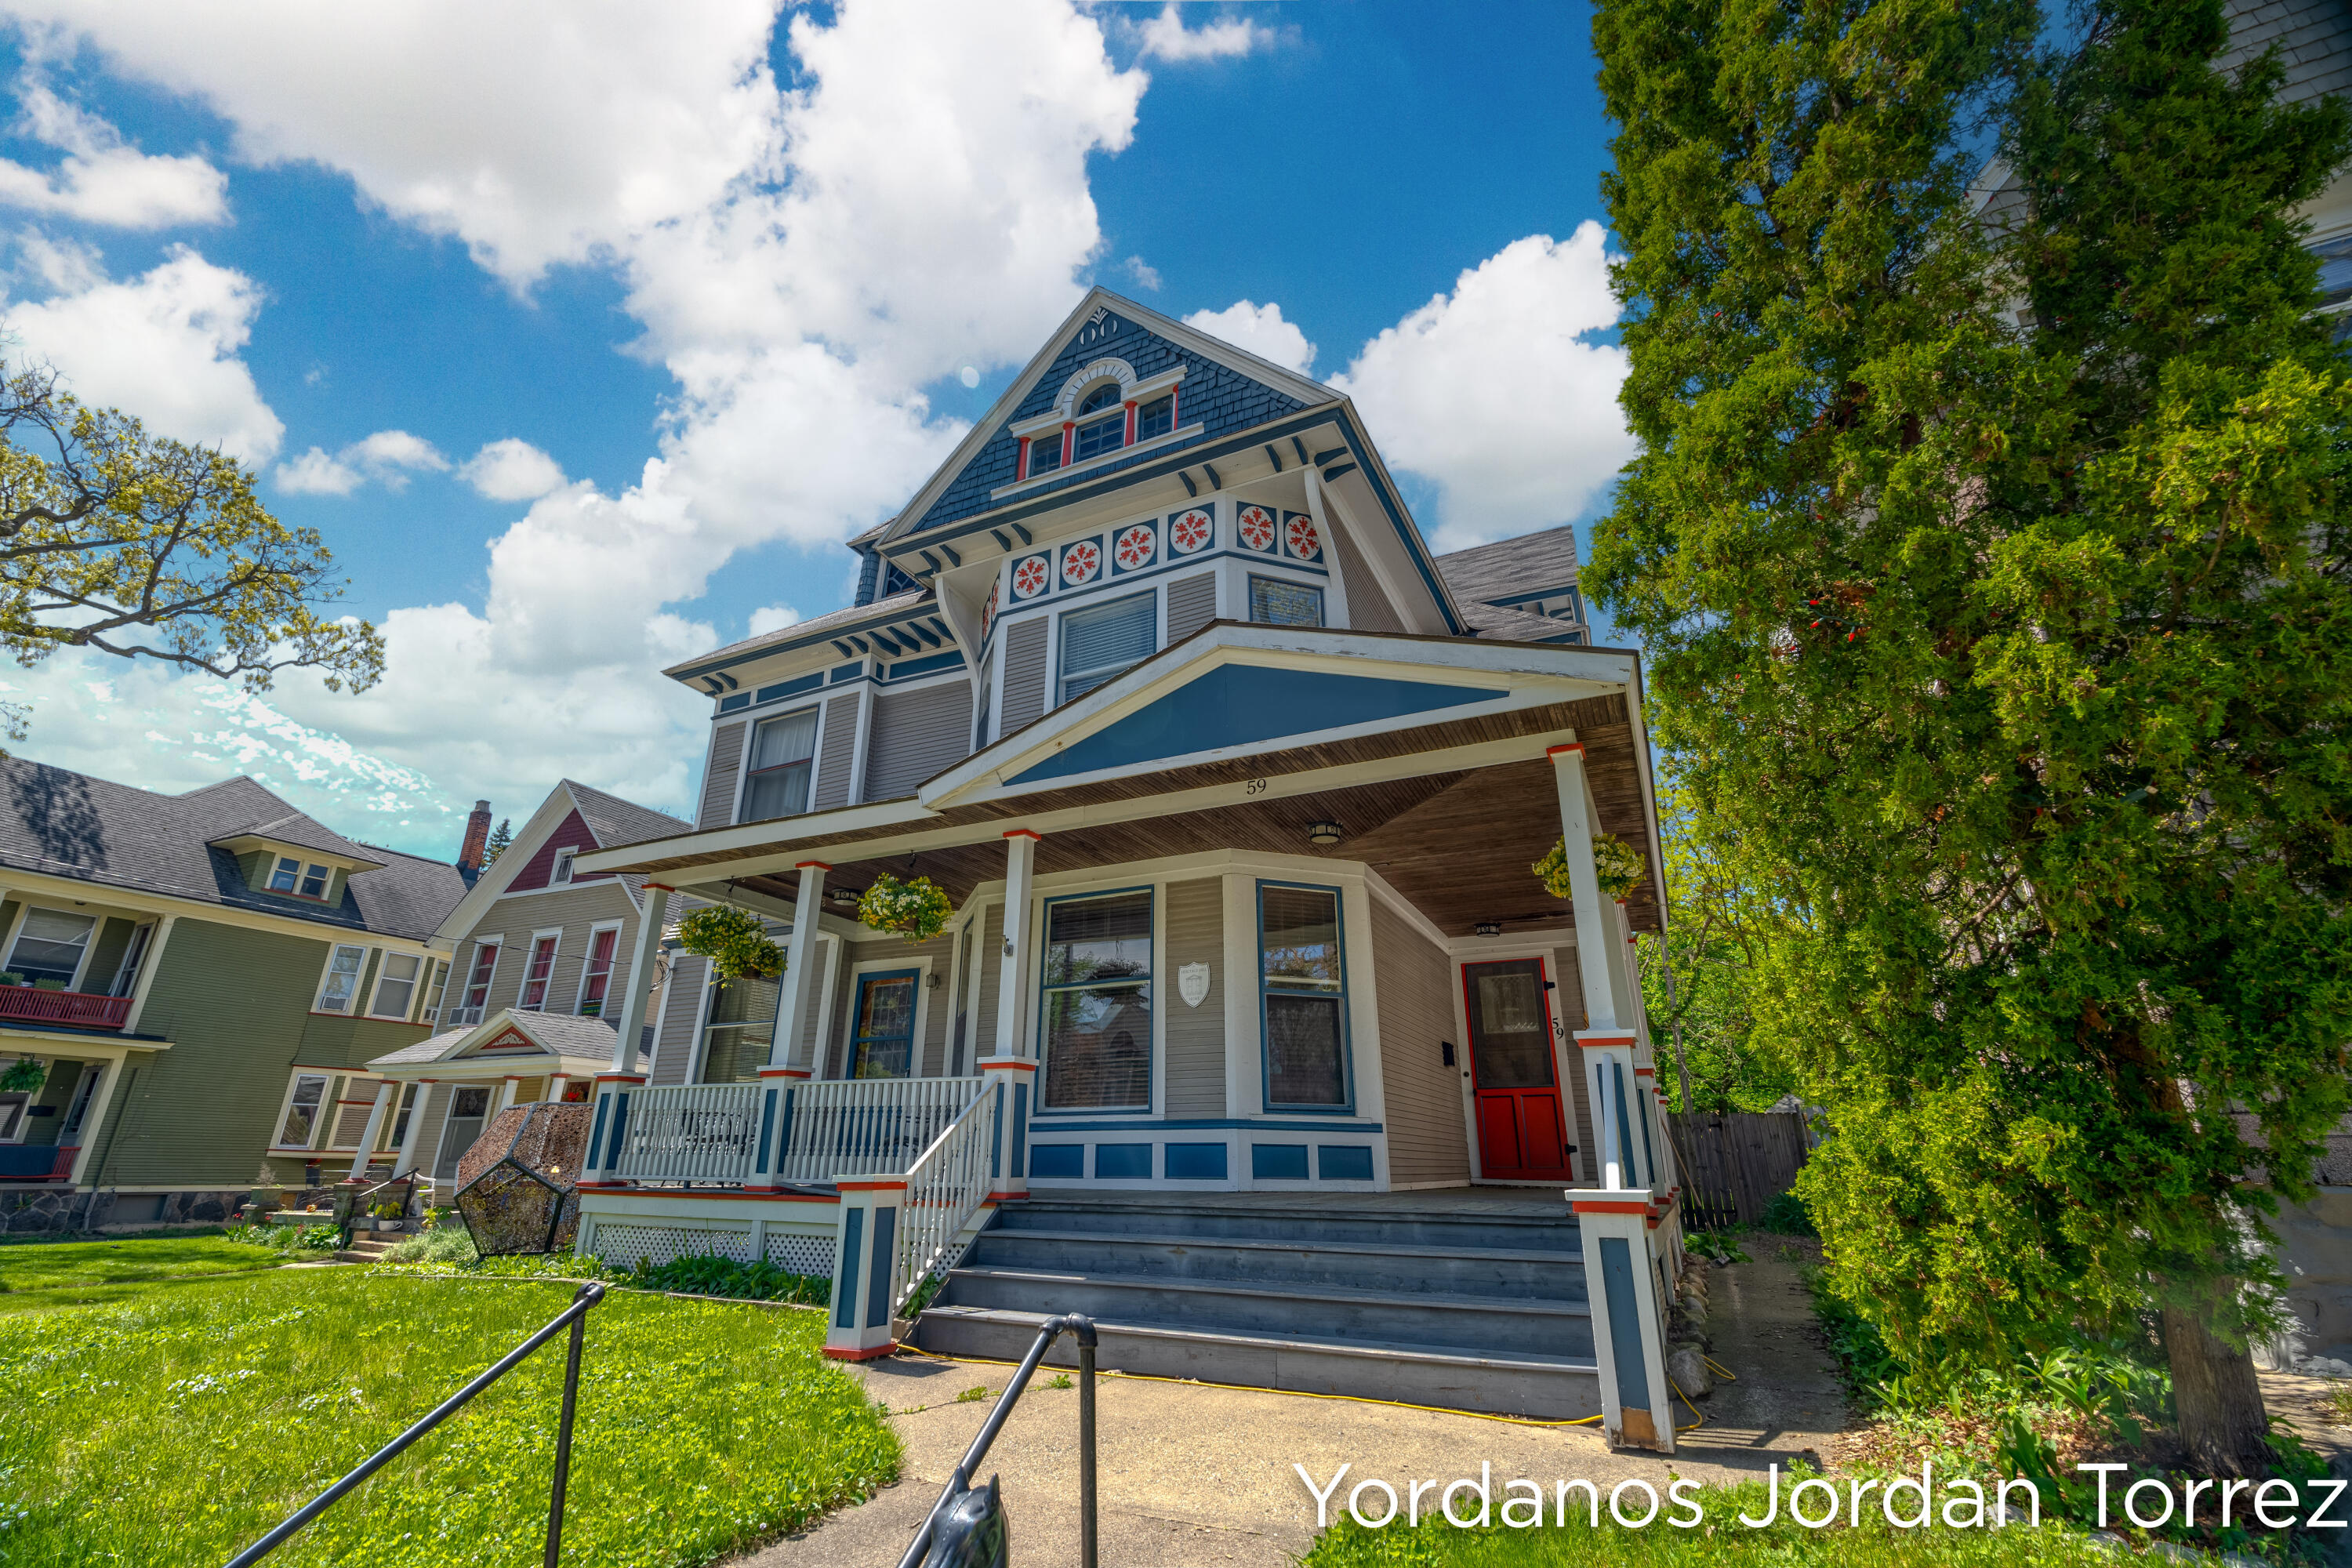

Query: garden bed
left=0, top=1267, right=898, bottom=1566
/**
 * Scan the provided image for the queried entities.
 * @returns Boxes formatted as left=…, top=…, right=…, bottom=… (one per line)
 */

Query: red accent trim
left=645, top=881, right=677, bottom=892
left=1002, top=829, right=1041, bottom=842
left=987, top=1191, right=1027, bottom=1203
left=1016, top=436, right=1030, bottom=481
left=1169, top=385, right=1178, bottom=430
left=0, top=985, right=136, bottom=1031
left=573, top=1181, right=633, bottom=1190
left=1123, top=401, right=1137, bottom=445
left=1571, top=1200, right=1653, bottom=1215
left=1647, top=1214, right=1664, bottom=1229
left=1061, top=423, right=1075, bottom=467
left=1633, top=1066, right=1655, bottom=1077
left=837, top=1179, right=910, bottom=1192
left=976, top=1058, right=1036, bottom=1073
left=593, top=1073, right=649, bottom=1084
left=824, top=1341, right=899, bottom=1362
left=1546, top=742, right=1586, bottom=759
left=578, top=1187, right=837, bottom=1204
left=757, top=1067, right=811, bottom=1080
left=796, top=860, right=833, bottom=871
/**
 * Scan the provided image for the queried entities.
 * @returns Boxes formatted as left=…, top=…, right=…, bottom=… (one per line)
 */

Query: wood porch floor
left=1014, top=1185, right=1576, bottom=1218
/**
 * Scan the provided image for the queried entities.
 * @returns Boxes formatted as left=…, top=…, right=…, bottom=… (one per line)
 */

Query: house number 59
left=1244, top=779, right=1268, bottom=796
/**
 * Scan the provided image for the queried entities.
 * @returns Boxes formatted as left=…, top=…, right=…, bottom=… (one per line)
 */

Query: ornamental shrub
left=677, top=905, right=784, bottom=981
left=857, top=874, right=952, bottom=942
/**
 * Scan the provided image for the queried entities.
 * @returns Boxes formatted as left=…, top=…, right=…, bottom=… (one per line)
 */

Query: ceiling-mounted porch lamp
left=1475, top=922, right=1503, bottom=938
left=826, top=887, right=861, bottom=909
left=1306, top=820, right=1343, bottom=847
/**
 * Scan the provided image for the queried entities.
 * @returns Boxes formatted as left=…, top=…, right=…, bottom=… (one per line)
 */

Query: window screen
left=1058, top=591, right=1156, bottom=704
left=1250, top=576, right=1324, bottom=628
left=318, top=945, right=365, bottom=1012
left=372, top=953, right=421, bottom=1018
left=741, top=709, right=818, bottom=822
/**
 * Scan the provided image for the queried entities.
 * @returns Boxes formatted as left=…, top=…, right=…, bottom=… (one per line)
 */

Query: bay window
left=1259, top=883, right=1349, bottom=1109
left=739, top=709, right=818, bottom=822
left=1040, top=888, right=1152, bottom=1111
left=317, top=945, right=366, bottom=1013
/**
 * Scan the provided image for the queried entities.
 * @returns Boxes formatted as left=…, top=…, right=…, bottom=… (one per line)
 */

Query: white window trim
left=1032, top=879, right=1162, bottom=1119
left=549, top=846, right=579, bottom=887
left=839, top=953, right=935, bottom=1081
left=514, top=927, right=564, bottom=1011
left=5, top=904, right=100, bottom=992
left=107, top=920, right=156, bottom=1000
left=1052, top=586, right=1160, bottom=710
left=459, top=936, right=505, bottom=1015
left=270, top=1069, right=336, bottom=1152
left=731, top=703, right=826, bottom=827
left=434, top=1082, right=499, bottom=1178
left=572, top=920, right=626, bottom=1016
left=313, top=942, right=372, bottom=1014
left=367, top=950, right=427, bottom=1022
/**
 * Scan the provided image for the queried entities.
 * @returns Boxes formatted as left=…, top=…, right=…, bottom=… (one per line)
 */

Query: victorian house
left=564, top=290, right=1687, bottom=1449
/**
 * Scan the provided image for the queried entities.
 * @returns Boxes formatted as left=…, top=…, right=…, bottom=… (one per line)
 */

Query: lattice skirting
left=581, top=1217, right=836, bottom=1279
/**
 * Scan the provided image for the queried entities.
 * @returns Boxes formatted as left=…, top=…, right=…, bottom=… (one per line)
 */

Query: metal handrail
left=226, top=1281, right=606, bottom=1567
left=896, top=1313, right=1098, bottom=1568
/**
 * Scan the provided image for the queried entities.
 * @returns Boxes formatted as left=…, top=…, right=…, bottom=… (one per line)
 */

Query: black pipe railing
left=897, top=1313, right=1098, bottom=1568
left=225, top=1280, right=606, bottom=1568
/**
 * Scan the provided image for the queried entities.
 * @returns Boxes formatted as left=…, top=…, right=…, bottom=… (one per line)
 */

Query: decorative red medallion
left=981, top=579, right=999, bottom=638
left=1238, top=505, right=1276, bottom=552
left=1114, top=524, right=1156, bottom=570
left=1170, top=507, right=1213, bottom=554
left=1285, top=514, right=1321, bottom=561
left=1062, top=540, right=1102, bottom=585
left=1011, top=556, right=1050, bottom=600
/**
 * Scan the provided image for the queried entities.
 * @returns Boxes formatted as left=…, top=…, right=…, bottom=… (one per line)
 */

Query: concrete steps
left=334, top=1236, right=401, bottom=1264
left=913, top=1195, right=1601, bottom=1418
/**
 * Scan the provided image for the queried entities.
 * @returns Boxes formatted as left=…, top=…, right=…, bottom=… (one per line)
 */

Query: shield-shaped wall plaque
left=1178, top=963, right=1210, bottom=1008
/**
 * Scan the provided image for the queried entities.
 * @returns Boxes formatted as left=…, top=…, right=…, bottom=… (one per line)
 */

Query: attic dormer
left=209, top=822, right=384, bottom=907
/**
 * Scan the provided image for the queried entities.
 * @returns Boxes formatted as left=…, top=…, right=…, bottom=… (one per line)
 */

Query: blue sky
left=0, top=1, right=1634, bottom=858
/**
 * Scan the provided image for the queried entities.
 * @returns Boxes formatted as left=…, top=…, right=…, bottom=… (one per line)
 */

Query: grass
left=1298, top=1476, right=2136, bottom=1566
left=0, top=1266, right=898, bottom=1566
left=0, top=1231, right=299, bottom=1302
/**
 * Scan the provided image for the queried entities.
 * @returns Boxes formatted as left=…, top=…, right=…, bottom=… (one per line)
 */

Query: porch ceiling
left=700, top=692, right=1661, bottom=942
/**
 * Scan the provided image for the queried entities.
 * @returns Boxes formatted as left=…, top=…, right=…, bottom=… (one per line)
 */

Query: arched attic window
left=1073, top=380, right=1126, bottom=461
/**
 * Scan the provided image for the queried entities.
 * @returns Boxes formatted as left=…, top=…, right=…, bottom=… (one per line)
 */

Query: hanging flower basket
left=0, top=1055, right=44, bottom=1093
left=1534, top=833, right=1648, bottom=903
left=676, top=906, right=784, bottom=981
left=858, top=874, right=953, bottom=942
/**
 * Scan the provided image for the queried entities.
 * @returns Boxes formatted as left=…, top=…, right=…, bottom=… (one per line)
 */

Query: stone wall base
left=0, top=1187, right=249, bottom=1235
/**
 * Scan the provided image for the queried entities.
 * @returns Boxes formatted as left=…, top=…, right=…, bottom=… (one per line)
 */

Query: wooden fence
left=1669, top=1110, right=1814, bottom=1230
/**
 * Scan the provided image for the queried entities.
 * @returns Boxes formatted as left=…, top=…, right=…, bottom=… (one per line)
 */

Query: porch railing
left=610, top=1083, right=763, bottom=1184
left=776, top=1076, right=983, bottom=1185
left=0, top=1142, right=75, bottom=1181
left=892, top=1083, right=1000, bottom=1316
left=0, top=986, right=129, bottom=1030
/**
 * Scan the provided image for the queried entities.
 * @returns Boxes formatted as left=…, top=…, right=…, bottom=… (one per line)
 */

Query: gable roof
left=365, top=1006, right=619, bottom=1073
left=0, top=757, right=466, bottom=938
left=667, top=586, right=934, bottom=683
left=1436, top=524, right=1581, bottom=607
left=564, top=781, right=691, bottom=851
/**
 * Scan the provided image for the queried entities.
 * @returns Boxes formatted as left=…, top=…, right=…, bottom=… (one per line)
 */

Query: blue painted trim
left=866, top=1204, right=898, bottom=1328
left=831, top=662, right=864, bottom=683
left=834, top=1208, right=865, bottom=1330
left=757, top=673, right=824, bottom=705
left=1011, top=1082, right=1029, bottom=1178
left=756, top=1088, right=777, bottom=1176
left=1613, top=1060, right=1640, bottom=1187
left=1029, top=1143, right=1083, bottom=1178
left=1318, top=1145, right=1375, bottom=1181
left=718, top=693, right=751, bottom=713
left=1023, top=1117, right=1384, bottom=1132
left=883, top=649, right=967, bottom=681
left=1034, top=884, right=1155, bottom=1113
left=586, top=1094, right=611, bottom=1169
left=1599, top=1235, right=1651, bottom=1411
left=608, top=1092, right=632, bottom=1163
left=1163, top=1142, right=1228, bottom=1180
left=776, top=1086, right=797, bottom=1174
left=1257, top=878, right=1356, bottom=1116
left=989, top=1081, right=1004, bottom=1180
left=1250, top=1143, right=1309, bottom=1180
left=1635, top=1062, right=1657, bottom=1186
left=1093, top=1143, right=1152, bottom=1180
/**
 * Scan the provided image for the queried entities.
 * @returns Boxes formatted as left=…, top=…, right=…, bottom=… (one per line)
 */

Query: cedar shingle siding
left=864, top=681, right=974, bottom=801
left=1371, top=896, right=1471, bottom=1188
left=700, top=722, right=746, bottom=827
left=1163, top=878, right=1225, bottom=1116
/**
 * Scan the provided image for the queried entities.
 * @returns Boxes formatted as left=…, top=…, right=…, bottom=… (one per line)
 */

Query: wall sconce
left=927, top=970, right=943, bottom=989
left=1440, top=1040, right=1456, bottom=1067
left=1307, top=820, right=1343, bottom=847
left=1475, top=921, right=1502, bottom=938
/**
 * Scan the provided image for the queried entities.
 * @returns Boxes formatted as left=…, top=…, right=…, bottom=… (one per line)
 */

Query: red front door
left=1463, top=958, right=1574, bottom=1181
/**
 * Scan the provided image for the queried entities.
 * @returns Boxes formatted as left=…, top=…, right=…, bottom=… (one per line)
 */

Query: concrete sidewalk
left=734, top=1240, right=1846, bottom=1568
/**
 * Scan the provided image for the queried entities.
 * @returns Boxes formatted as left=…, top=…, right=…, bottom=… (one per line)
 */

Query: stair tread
left=920, top=1304, right=1601, bottom=1374
left=945, top=1263, right=1590, bottom=1318
left=982, top=1228, right=1586, bottom=1267
left=1007, top=1198, right=1577, bottom=1227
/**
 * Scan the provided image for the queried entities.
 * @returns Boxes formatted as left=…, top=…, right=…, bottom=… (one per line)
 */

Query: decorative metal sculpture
left=453, top=1102, right=592, bottom=1256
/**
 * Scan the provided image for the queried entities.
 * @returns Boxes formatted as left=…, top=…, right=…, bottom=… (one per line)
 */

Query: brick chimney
left=457, top=800, right=493, bottom=874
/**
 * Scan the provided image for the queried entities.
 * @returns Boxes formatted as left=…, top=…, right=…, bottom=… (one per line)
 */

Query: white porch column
left=395, top=1081, right=431, bottom=1175
left=980, top=829, right=1041, bottom=1199
left=609, top=884, right=673, bottom=1073
left=1571, top=1200, right=1677, bottom=1453
left=345, top=1080, right=395, bottom=1181
left=64, top=1055, right=123, bottom=1187
left=1548, top=743, right=1617, bottom=1033
left=771, top=862, right=829, bottom=1073
left=122, top=915, right=176, bottom=1034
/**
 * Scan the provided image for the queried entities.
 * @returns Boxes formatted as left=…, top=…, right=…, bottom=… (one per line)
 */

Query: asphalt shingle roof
left=565, top=781, right=691, bottom=851
left=1459, top=601, right=1581, bottom=642
left=1433, top=524, right=1581, bottom=608
left=0, top=757, right=467, bottom=939
left=670, top=587, right=935, bottom=676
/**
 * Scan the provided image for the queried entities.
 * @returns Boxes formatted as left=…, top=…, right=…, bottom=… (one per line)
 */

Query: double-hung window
left=1026, top=431, right=1065, bottom=477
left=576, top=927, right=619, bottom=1015
left=1039, top=888, right=1152, bottom=1111
left=1259, top=884, right=1350, bottom=1108
left=517, top=935, right=559, bottom=1011
left=278, top=1073, right=328, bottom=1146
left=1058, top=591, right=1156, bottom=705
left=739, top=710, right=818, bottom=822
left=371, top=953, right=421, bottom=1019
left=1134, top=394, right=1174, bottom=441
left=8, top=909, right=93, bottom=989
left=318, top=944, right=366, bottom=1012
left=459, top=942, right=499, bottom=1020
left=269, top=857, right=331, bottom=898
left=1250, top=575, right=1324, bottom=628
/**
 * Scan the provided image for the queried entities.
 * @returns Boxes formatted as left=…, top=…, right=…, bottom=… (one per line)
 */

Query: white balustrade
left=893, top=1084, right=1000, bottom=1315
left=779, top=1076, right=984, bottom=1185
left=611, top=1083, right=763, bottom=1185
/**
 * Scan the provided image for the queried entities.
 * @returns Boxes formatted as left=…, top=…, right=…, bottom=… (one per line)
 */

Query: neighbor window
left=422, top=961, right=448, bottom=1024
left=278, top=1073, right=328, bottom=1146
left=551, top=848, right=576, bottom=885
left=1058, top=591, right=1156, bottom=704
left=1134, top=394, right=1174, bottom=441
left=577, top=927, right=619, bottom=1016
left=387, top=1083, right=419, bottom=1152
left=460, top=942, right=500, bottom=1018
left=300, top=863, right=330, bottom=898
left=371, top=953, right=422, bottom=1019
left=739, top=710, right=818, bottom=822
left=318, top=945, right=366, bottom=1012
left=8, top=909, right=94, bottom=989
left=517, top=935, right=559, bottom=1011
left=1039, top=888, right=1152, bottom=1111
left=268, top=855, right=300, bottom=893
left=1259, top=884, right=1348, bottom=1108
left=1250, top=576, right=1324, bottom=628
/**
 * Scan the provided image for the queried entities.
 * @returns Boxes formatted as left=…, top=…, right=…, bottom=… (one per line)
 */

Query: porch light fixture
left=826, top=887, right=861, bottom=909
left=1306, top=820, right=1343, bottom=847
left=1475, top=921, right=1504, bottom=938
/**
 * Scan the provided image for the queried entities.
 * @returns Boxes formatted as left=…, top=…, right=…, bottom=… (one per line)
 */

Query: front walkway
left=736, top=1243, right=1847, bottom=1566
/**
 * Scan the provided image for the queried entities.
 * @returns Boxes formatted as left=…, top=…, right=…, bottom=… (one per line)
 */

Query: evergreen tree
left=1591, top=0, right=2352, bottom=1472
left=481, top=818, right=513, bottom=866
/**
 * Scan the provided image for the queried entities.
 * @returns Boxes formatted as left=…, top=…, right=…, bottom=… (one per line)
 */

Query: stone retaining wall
left=0, top=1187, right=247, bottom=1235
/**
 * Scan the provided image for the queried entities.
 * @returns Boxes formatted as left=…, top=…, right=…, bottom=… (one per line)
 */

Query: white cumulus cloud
left=1333, top=227, right=1635, bottom=550
left=1131, top=4, right=1269, bottom=61
left=458, top=437, right=567, bottom=502
left=274, top=428, right=447, bottom=495
left=0, top=82, right=228, bottom=228
left=1185, top=298, right=1316, bottom=376
left=746, top=604, right=800, bottom=637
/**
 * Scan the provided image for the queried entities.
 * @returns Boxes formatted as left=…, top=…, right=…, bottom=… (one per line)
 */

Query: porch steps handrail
left=776, top=1075, right=982, bottom=1185
left=611, top=1082, right=764, bottom=1184
left=891, top=1083, right=999, bottom=1316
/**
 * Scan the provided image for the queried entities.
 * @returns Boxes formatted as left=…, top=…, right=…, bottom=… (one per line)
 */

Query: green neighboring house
left=0, top=758, right=469, bottom=1232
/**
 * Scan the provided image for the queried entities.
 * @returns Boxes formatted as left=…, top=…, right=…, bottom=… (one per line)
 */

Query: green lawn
left=0, top=1230, right=295, bottom=1301
left=0, top=1268, right=899, bottom=1566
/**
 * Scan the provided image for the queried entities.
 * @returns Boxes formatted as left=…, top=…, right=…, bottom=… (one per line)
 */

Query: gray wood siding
left=1163, top=877, right=1225, bottom=1116
left=699, top=721, right=746, bottom=828
left=971, top=904, right=1006, bottom=1060
left=1330, top=524, right=1404, bottom=633
left=1000, top=617, right=1048, bottom=735
left=864, top=681, right=973, bottom=802
left=1372, top=898, right=1472, bottom=1188
left=651, top=953, right=708, bottom=1086
left=1165, top=571, right=1218, bottom=645
left=813, top=694, right=861, bottom=811
left=1551, top=942, right=1599, bottom=1176
left=825, top=933, right=953, bottom=1076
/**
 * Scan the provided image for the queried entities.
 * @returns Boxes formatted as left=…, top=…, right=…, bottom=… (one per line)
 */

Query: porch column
left=1547, top=743, right=1619, bottom=1033
left=608, top=884, right=673, bottom=1073
left=345, top=1080, right=395, bottom=1181
left=980, top=829, right=1041, bottom=1200
left=771, top=862, right=829, bottom=1074
left=1572, top=1199, right=1677, bottom=1454
left=64, top=1056, right=122, bottom=1187
left=825, top=1178, right=908, bottom=1359
left=546, top=1073, right=568, bottom=1104
left=121, top=915, right=175, bottom=1034
left=396, top=1081, right=431, bottom=1175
